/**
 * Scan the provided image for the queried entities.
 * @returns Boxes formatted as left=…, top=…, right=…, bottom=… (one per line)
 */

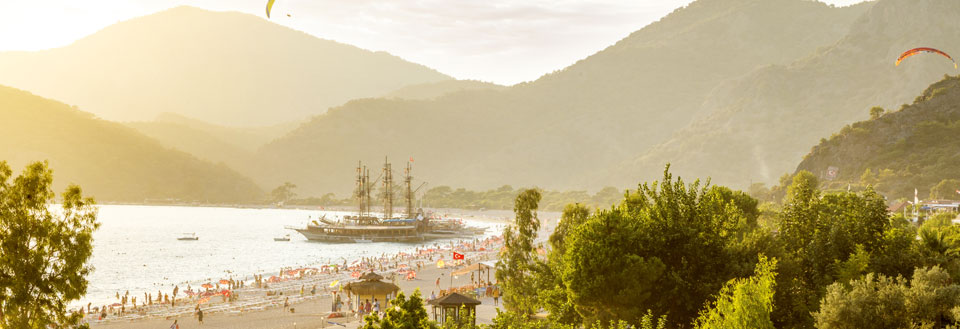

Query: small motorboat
left=177, top=233, right=199, bottom=241
left=274, top=234, right=291, bottom=242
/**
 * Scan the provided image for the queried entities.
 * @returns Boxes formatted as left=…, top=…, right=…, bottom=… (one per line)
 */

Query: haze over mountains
left=622, top=0, right=960, bottom=189
left=255, top=0, right=872, bottom=196
left=3, top=0, right=957, bottom=203
left=797, top=75, right=960, bottom=200
left=0, top=6, right=450, bottom=126
left=0, top=85, right=263, bottom=202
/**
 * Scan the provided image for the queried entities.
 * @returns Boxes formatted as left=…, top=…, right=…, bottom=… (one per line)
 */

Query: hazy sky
left=0, top=0, right=869, bottom=85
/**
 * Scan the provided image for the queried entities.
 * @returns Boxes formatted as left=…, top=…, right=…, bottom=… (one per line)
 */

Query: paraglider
left=896, top=47, right=957, bottom=69
left=265, top=0, right=276, bottom=18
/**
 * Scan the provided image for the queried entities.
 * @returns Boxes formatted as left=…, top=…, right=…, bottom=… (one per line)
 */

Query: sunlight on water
left=78, top=205, right=498, bottom=307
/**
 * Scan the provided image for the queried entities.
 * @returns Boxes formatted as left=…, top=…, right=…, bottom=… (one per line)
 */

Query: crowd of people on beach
left=75, top=234, right=506, bottom=326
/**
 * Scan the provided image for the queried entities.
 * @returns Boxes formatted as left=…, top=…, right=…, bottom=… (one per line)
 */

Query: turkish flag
left=453, top=252, right=464, bottom=260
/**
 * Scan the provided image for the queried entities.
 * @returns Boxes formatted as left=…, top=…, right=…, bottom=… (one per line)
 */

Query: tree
left=537, top=203, right=591, bottom=325
left=694, top=256, right=778, bottom=329
left=930, top=179, right=960, bottom=200
left=270, top=182, right=297, bottom=203
left=496, top=189, right=543, bottom=315
left=774, top=172, right=894, bottom=328
left=560, top=166, right=763, bottom=325
left=361, top=290, right=437, bottom=329
left=869, top=106, right=885, bottom=120
left=814, top=266, right=960, bottom=329
left=0, top=161, right=99, bottom=328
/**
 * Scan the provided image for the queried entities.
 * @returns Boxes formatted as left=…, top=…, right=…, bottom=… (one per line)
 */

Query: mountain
left=0, top=85, right=264, bottom=203
left=620, top=0, right=960, bottom=189
left=795, top=75, right=960, bottom=200
left=383, top=80, right=505, bottom=101
left=255, top=0, right=871, bottom=196
left=0, top=6, right=451, bottom=126
left=125, top=113, right=297, bottom=181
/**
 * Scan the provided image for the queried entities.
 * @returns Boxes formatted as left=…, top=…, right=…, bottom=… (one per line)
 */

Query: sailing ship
left=288, top=158, right=485, bottom=243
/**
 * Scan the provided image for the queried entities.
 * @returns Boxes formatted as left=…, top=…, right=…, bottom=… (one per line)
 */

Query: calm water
left=78, top=205, right=499, bottom=307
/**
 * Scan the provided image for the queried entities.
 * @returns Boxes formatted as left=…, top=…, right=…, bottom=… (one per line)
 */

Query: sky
left=0, top=0, right=869, bottom=85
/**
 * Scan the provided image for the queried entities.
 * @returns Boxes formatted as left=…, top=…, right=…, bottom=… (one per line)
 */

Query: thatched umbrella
left=428, top=292, right=481, bottom=325
left=342, top=280, right=399, bottom=296
left=343, top=271, right=399, bottom=310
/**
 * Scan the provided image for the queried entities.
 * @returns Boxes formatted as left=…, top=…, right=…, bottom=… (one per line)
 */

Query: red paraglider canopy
left=896, top=47, right=957, bottom=69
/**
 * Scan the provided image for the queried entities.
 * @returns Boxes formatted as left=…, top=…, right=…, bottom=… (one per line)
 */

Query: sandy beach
left=85, top=210, right=560, bottom=329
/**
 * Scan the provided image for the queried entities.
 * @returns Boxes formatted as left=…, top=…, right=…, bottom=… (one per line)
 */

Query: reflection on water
left=79, top=205, right=497, bottom=307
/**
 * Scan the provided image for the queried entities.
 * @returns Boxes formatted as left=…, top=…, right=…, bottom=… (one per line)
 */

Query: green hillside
left=256, top=0, right=870, bottom=196
left=623, top=0, right=960, bottom=189
left=0, top=86, right=264, bottom=203
left=0, top=6, right=450, bottom=126
left=796, top=75, right=960, bottom=200
left=383, top=80, right=505, bottom=101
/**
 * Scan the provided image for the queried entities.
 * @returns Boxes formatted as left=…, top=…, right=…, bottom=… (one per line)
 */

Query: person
left=174, top=285, right=179, bottom=298
left=197, top=307, right=204, bottom=325
left=436, top=277, right=440, bottom=288
left=170, top=319, right=179, bottom=329
left=311, top=284, right=316, bottom=295
left=430, top=291, right=436, bottom=300
left=493, top=287, right=500, bottom=306
left=283, top=297, right=289, bottom=311
left=373, top=298, right=380, bottom=315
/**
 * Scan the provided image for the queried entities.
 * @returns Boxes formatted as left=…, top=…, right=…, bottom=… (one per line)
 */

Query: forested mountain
left=0, top=85, right=264, bottom=203
left=256, top=0, right=870, bottom=196
left=125, top=113, right=296, bottom=178
left=0, top=6, right=450, bottom=126
left=621, top=0, right=960, bottom=189
left=796, top=75, right=960, bottom=200
left=383, top=80, right=505, bottom=101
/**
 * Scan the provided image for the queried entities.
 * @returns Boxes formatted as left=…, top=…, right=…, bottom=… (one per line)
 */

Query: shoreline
left=86, top=236, right=507, bottom=328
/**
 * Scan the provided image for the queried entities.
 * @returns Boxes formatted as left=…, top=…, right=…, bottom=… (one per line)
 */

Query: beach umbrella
left=201, top=283, right=213, bottom=289
left=110, top=303, right=121, bottom=307
left=359, top=272, right=384, bottom=281
left=437, top=259, right=445, bottom=268
left=198, top=297, right=211, bottom=304
left=219, top=279, right=230, bottom=285
left=343, top=280, right=399, bottom=296
left=329, top=280, right=339, bottom=288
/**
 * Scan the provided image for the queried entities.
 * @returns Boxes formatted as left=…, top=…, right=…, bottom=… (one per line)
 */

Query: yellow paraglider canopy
left=265, top=0, right=276, bottom=18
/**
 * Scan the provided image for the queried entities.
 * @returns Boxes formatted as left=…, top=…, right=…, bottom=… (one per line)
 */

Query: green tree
left=930, top=179, right=960, bottom=200
left=814, top=266, right=960, bottom=329
left=694, top=256, right=778, bottom=329
left=561, top=166, right=763, bottom=325
left=361, top=290, right=437, bottom=329
left=0, top=161, right=99, bottom=328
left=537, top=203, right=591, bottom=325
left=775, top=171, right=893, bottom=328
left=859, top=168, right=877, bottom=186
left=270, top=182, right=297, bottom=203
left=496, top=189, right=543, bottom=315
left=869, top=106, right=885, bottom=120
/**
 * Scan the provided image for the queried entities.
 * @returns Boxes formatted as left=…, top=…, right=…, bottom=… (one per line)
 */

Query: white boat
left=177, top=233, right=199, bottom=241
left=274, top=234, right=291, bottom=242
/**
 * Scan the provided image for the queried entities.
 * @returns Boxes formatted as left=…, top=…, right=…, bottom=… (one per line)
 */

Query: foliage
left=496, top=189, right=543, bottom=315
left=270, top=182, right=297, bottom=203
left=422, top=185, right=623, bottom=211
left=559, top=165, right=764, bottom=325
left=694, top=256, right=778, bottom=329
left=931, top=179, right=960, bottom=201
left=814, top=266, right=960, bottom=329
left=869, top=106, right=885, bottom=120
left=0, top=161, right=99, bottom=328
left=537, top=203, right=591, bottom=325
left=361, top=290, right=438, bottom=329
left=774, top=171, right=900, bottom=328
left=797, top=76, right=960, bottom=202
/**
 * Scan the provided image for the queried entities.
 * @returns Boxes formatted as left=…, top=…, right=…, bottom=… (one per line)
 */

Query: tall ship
left=288, top=158, right=485, bottom=243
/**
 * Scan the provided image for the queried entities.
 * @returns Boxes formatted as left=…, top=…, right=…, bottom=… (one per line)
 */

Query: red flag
left=453, top=252, right=464, bottom=260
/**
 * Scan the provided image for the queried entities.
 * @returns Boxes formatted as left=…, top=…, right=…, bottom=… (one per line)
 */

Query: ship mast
left=356, top=161, right=366, bottom=218
left=383, top=157, right=393, bottom=219
left=404, top=161, right=414, bottom=218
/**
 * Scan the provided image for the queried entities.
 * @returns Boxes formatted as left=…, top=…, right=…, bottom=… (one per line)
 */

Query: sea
left=75, top=204, right=502, bottom=308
